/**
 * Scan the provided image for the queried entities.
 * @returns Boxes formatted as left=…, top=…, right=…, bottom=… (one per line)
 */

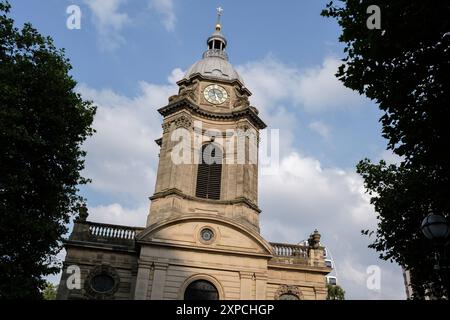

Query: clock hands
left=205, top=86, right=226, bottom=104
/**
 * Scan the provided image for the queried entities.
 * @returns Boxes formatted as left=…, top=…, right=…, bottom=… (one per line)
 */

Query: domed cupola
left=183, top=7, right=244, bottom=84
left=204, top=21, right=228, bottom=60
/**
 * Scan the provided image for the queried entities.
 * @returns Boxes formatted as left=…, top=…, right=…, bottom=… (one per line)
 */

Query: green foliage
left=0, top=1, right=96, bottom=298
left=322, top=1, right=450, bottom=299
left=326, top=284, right=345, bottom=300
left=42, top=282, right=57, bottom=300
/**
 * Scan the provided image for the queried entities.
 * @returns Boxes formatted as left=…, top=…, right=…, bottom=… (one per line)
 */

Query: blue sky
left=9, top=0, right=405, bottom=299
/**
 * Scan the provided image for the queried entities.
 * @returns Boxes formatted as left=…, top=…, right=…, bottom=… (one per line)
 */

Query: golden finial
left=216, top=6, right=223, bottom=31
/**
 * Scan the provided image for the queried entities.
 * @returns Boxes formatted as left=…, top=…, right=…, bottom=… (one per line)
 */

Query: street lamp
left=421, top=213, right=450, bottom=241
left=421, top=212, right=450, bottom=299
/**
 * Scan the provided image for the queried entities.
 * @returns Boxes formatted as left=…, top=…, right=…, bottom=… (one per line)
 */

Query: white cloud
left=297, top=57, right=365, bottom=112
left=309, top=120, right=331, bottom=140
left=75, top=63, right=404, bottom=299
left=259, top=152, right=405, bottom=299
left=237, top=56, right=367, bottom=115
left=89, top=203, right=148, bottom=227
left=149, top=0, right=176, bottom=32
left=237, top=56, right=300, bottom=115
left=77, top=75, right=178, bottom=204
left=84, top=0, right=130, bottom=50
left=168, top=68, right=185, bottom=84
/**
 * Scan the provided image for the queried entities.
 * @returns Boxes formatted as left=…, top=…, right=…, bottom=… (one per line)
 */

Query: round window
left=90, top=274, right=115, bottom=293
left=200, top=228, right=214, bottom=242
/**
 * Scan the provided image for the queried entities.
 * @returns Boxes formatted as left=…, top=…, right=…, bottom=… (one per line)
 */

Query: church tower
left=57, top=9, right=331, bottom=301
left=147, top=9, right=264, bottom=233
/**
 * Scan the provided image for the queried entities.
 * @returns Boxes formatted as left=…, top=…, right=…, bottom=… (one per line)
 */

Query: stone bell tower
left=57, top=8, right=331, bottom=301
left=147, top=12, right=266, bottom=233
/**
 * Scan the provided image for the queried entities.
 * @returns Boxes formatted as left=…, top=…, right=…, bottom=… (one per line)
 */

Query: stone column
left=240, top=272, right=254, bottom=300
left=134, top=261, right=152, bottom=300
left=150, top=262, right=169, bottom=300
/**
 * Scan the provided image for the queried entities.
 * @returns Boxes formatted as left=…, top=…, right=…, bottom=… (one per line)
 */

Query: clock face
left=203, top=84, right=228, bottom=104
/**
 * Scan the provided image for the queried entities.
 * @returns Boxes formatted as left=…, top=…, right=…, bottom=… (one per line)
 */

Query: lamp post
left=421, top=212, right=450, bottom=298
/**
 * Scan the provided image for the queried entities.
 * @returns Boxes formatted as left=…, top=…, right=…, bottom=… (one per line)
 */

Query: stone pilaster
left=240, top=271, right=254, bottom=300
left=134, top=261, right=152, bottom=300
left=150, top=262, right=169, bottom=300
left=255, top=273, right=267, bottom=300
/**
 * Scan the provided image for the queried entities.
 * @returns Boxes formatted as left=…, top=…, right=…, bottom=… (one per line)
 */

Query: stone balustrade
left=270, top=242, right=309, bottom=258
left=69, top=221, right=144, bottom=248
left=269, top=242, right=311, bottom=266
left=88, top=223, right=140, bottom=240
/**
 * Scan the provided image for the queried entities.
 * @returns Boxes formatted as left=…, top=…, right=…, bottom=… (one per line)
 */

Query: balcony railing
left=270, top=242, right=309, bottom=258
left=69, top=221, right=144, bottom=248
left=88, top=223, right=140, bottom=240
left=269, top=242, right=310, bottom=266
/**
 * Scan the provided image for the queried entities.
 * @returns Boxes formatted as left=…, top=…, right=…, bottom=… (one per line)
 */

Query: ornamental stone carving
left=274, top=285, right=303, bottom=300
left=162, top=114, right=192, bottom=133
left=174, top=114, right=192, bottom=129
left=233, top=86, right=250, bottom=108
left=179, top=80, right=199, bottom=102
left=308, top=229, right=321, bottom=249
left=76, top=204, right=89, bottom=222
left=236, top=123, right=250, bottom=132
left=162, top=121, right=172, bottom=134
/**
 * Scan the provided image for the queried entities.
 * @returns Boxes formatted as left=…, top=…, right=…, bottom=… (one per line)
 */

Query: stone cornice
left=63, top=239, right=138, bottom=253
left=176, top=73, right=251, bottom=96
left=149, top=188, right=261, bottom=213
left=138, top=239, right=273, bottom=259
left=157, top=98, right=267, bottom=130
left=268, top=262, right=331, bottom=274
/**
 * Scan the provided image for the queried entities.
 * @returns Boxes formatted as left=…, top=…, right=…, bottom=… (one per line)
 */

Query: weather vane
left=216, top=6, right=223, bottom=24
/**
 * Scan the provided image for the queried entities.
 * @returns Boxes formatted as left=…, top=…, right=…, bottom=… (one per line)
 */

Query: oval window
left=90, top=274, right=115, bottom=293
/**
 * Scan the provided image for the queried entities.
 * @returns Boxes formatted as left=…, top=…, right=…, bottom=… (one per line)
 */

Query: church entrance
left=184, top=280, right=219, bottom=300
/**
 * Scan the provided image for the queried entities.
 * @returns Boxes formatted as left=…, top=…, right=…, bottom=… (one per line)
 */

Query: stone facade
left=57, top=18, right=331, bottom=300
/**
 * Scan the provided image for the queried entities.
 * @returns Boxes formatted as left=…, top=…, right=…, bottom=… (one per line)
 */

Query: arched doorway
left=184, top=280, right=219, bottom=300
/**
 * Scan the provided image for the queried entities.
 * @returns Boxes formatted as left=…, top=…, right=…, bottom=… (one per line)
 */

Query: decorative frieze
left=174, top=114, right=192, bottom=129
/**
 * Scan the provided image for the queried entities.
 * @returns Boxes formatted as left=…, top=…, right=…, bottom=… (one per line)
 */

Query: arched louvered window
left=196, top=143, right=222, bottom=200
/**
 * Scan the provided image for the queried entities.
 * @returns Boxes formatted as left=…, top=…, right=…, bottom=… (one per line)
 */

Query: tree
left=42, top=282, right=57, bottom=300
left=322, top=1, right=450, bottom=299
left=326, top=284, right=345, bottom=300
left=0, top=1, right=96, bottom=299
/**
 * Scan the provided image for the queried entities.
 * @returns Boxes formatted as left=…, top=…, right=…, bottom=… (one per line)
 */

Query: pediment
left=137, top=215, right=273, bottom=257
